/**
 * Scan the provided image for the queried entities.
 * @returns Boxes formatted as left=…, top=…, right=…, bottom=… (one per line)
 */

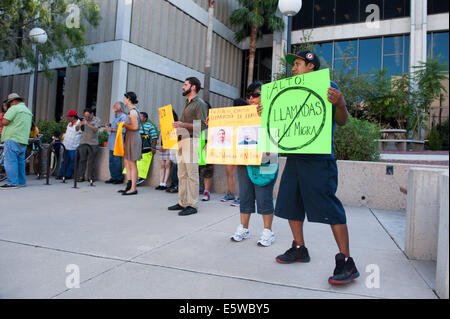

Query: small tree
left=230, top=0, right=284, bottom=87
left=0, top=0, right=101, bottom=78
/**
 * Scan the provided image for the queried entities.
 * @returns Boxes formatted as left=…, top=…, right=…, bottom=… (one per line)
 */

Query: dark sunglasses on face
left=249, top=92, right=261, bottom=98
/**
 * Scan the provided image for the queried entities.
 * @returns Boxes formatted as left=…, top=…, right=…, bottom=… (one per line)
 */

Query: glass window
left=404, top=35, right=409, bottom=73
left=313, top=0, right=335, bottom=27
left=383, top=36, right=403, bottom=55
left=427, top=33, right=432, bottom=58
left=360, top=0, right=383, bottom=22
left=292, top=0, right=314, bottom=30
left=334, top=58, right=357, bottom=72
left=432, top=32, right=449, bottom=67
left=335, top=40, right=357, bottom=58
left=336, top=0, right=359, bottom=24
left=359, top=38, right=382, bottom=74
left=428, top=0, right=449, bottom=14
left=383, top=55, right=403, bottom=78
left=314, top=42, right=333, bottom=69
left=384, top=0, right=408, bottom=19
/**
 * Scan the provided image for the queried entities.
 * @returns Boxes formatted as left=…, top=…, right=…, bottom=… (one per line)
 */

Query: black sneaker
left=178, top=206, right=197, bottom=216
left=105, top=179, right=115, bottom=184
left=166, top=186, right=178, bottom=193
left=275, top=241, right=311, bottom=264
left=168, top=203, right=185, bottom=211
left=0, top=184, right=18, bottom=190
left=328, top=253, right=360, bottom=285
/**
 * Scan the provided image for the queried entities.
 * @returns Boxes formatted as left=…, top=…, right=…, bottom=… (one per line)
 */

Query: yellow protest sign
left=158, top=104, right=178, bottom=150
left=206, top=105, right=262, bottom=165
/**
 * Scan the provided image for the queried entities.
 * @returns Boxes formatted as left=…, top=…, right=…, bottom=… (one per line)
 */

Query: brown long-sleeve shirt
left=179, top=95, right=208, bottom=137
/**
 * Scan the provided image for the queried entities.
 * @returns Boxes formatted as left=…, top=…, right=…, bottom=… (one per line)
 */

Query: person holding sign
left=262, top=50, right=358, bottom=285
left=230, top=81, right=277, bottom=247
left=167, top=77, right=208, bottom=216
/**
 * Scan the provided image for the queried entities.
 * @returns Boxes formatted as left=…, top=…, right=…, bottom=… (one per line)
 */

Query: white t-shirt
left=63, top=120, right=82, bottom=150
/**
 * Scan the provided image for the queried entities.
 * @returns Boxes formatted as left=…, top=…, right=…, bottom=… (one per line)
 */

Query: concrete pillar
left=115, top=0, right=133, bottom=42
left=436, top=171, right=449, bottom=299
left=405, top=167, right=448, bottom=261
left=109, top=59, right=128, bottom=123
left=410, top=0, right=427, bottom=72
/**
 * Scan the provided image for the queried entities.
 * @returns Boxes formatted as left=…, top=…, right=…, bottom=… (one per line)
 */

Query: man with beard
left=168, top=77, right=208, bottom=216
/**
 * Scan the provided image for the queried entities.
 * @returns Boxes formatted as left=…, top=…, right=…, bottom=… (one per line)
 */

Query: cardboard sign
left=158, top=104, right=178, bottom=150
left=258, top=69, right=333, bottom=154
left=206, top=105, right=262, bottom=165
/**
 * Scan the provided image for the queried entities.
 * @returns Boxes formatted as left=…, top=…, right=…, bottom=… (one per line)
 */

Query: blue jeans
left=59, top=150, right=76, bottom=178
left=171, top=163, right=178, bottom=187
left=4, top=140, right=27, bottom=186
left=109, top=150, right=123, bottom=181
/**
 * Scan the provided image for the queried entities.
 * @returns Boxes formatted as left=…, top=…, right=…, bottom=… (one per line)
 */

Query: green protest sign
left=258, top=69, right=332, bottom=154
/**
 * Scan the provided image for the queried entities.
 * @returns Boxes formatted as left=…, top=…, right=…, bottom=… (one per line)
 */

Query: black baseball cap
left=286, top=50, right=321, bottom=71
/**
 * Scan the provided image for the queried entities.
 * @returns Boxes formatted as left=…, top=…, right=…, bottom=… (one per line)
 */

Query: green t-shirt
left=1, top=102, right=33, bottom=145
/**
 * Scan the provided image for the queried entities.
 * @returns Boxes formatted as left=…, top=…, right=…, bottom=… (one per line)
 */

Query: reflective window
left=334, top=58, right=357, bottom=72
left=383, top=55, right=403, bottom=78
left=432, top=32, right=449, bottom=67
left=314, top=42, right=333, bottom=69
left=336, top=0, right=359, bottom=24
left=384, top=36, right=403, bottom=55
left=359, top=38, right=382, bottom=74
left=404, top=35, right=409, bottom=73
left=313, top=0, right=335, bottom=27
left=427, top=33, right=432, bottom=57
left=335, top=40, right=357, bottom=58
left=428, top=0, right=449, bottom=14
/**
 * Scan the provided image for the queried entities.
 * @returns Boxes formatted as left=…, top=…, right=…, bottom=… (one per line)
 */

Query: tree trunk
left=247, top=23, right=258, bottom=88
left=203, top=0, right=214, bottom=103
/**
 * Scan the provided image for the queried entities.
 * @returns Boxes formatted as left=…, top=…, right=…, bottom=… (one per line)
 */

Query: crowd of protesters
left=0, top=49, right=359, bottom=285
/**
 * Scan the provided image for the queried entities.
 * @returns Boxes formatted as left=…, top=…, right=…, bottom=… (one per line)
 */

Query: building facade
left=0, top=0, right=448, bottom=128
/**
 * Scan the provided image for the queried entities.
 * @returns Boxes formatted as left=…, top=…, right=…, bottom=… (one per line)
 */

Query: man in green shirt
left=0, top=93, right=33, bottom=189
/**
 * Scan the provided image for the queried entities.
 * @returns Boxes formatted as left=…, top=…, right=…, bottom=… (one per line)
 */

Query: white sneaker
left=231, top=224, right=250, bottom=242
left=257, top=229, right=275, bottom=247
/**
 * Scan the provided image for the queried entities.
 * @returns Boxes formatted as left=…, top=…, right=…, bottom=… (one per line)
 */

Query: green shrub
left=426, top=123, right=443, bottom=150
left=335, top=116, right=381, bottom=161
left=439, top=119, right=449, bottom=150
left=98, top=130, right=109, bottom=146
left=37, top=120, right=68, bottom=144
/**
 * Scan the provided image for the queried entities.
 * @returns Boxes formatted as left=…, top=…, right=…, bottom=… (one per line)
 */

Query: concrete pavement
left=0, top=178, right=438, bottom=299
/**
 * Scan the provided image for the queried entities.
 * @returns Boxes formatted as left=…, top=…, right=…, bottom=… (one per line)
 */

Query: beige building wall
left=130, top=0, right=242, bottom=88
left=1, top=74, right=31, bottom=105
left=86, top=0, right=118, bottom=45
left=35, top=71, right=57, bottom=121
left=192, top=0, right=241, bottom=30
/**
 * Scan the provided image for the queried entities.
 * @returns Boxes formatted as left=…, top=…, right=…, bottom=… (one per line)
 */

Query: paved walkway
left=0, top=179, right=438, bottom=299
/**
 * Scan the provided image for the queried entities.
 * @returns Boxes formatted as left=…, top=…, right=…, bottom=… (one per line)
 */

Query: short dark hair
left=233, top=98, right=248, bottom=106
left=84, top=108, right=94, bottom=114
left=140, top=112, right=149, bottom=121
left=246, top=81, right=263, bottom=98
left=185, top=77, right=201, bottom=93
left=53, top=130, right=61, bottom=138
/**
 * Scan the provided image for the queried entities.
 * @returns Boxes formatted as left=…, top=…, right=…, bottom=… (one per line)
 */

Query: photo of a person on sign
left=237, top=126, right=259, bottom=149
left=210, top=127, right=232, bottom=149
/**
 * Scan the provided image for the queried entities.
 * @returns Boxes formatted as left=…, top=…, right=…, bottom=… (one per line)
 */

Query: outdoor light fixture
left=29, top=27, right=48, bottom=44
left=278, top=0, right=302, bottom=77
left=278, top=0, right=302, bottom=16
left=29, top=27, right=48, bottom=120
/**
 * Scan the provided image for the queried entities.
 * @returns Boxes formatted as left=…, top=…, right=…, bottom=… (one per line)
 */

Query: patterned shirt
left=140, top=122, right=158, bottom=141
left=63, top=120, right=82, bottom=150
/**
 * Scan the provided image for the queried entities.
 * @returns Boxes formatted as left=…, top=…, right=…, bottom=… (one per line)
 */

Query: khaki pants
left=176, top=138, right=199, bottom=208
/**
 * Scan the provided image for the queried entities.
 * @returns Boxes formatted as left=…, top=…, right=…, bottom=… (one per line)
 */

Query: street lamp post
left=278, top=0, right=302, bottom=78
left=29, top=28, right=48, bottom=120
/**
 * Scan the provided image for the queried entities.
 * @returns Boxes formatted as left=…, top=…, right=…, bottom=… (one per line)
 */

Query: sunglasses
left=248, top=92, right=262, bottom=98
